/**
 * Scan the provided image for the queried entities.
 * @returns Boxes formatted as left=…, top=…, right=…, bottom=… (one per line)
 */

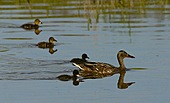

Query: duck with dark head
left=70, top=53, right=89, bottom=64
left=70, top=53, right=98, bottom=71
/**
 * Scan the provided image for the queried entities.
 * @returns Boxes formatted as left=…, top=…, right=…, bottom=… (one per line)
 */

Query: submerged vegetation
left=0, top=0, right=169, bottom=18
left=0, top=0, right=169, bottom=31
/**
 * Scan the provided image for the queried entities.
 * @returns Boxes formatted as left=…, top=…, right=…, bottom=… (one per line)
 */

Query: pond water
left=0, top=0, right=170, bottom=103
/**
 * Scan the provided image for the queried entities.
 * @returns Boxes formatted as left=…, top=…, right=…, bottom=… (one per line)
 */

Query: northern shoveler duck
left=70, top=53, right=97, bottom=71
left=21, top=19, right=42, bottom=29
left=36, top=37, right=57, bottom=49
left=72, top=50, right=135, bottom=74
left=70, top=53, right=89, bottom=64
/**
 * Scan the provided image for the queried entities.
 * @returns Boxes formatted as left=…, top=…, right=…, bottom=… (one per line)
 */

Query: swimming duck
left=70, top=53, right=90, bottom=64
left=72, top=50, right=135, bottom=74
left=21, top=19, right=42, bottom=29
left=70, top=53, right=97, bottom=70
left=36, top=37, right=57, bottom=49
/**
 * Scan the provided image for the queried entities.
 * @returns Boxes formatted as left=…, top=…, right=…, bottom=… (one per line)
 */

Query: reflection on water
left=57, top=69, right=135, bottom=89
left=57, top=70, right=83, bottom=86
left=34, top=29, right=42, bottom=35
left=117, top=69, right=135, bottom=89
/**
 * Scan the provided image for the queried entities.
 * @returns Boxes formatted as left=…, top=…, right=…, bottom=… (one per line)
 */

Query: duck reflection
left=57, top=70, right=83, bottom=86
left=117, top=69, right=135, bottom=89
left=57, top=69, right=135, bottom=89
left=80, top=69, right=135, bottom=89
left=20, top=19, right=43, bottom=35
left=34, top=29, right=42, bottom=35
left=48, top=48, right=57, bottom=54
left=36, top=37, right=58, bottom=54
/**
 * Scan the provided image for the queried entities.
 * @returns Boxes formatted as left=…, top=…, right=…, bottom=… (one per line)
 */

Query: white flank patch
left=73, top=63, right=84, bottom=70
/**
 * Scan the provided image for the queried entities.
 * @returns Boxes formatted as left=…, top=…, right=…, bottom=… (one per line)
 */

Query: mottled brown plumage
left=72, top=50, right=135, bottom=75
left=36, top=37, right=57, bottom=49
left=21, top=19, right=42, bottom=29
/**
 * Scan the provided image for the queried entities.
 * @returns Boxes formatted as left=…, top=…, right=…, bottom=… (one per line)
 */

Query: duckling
left=36, top=37, right=57, bottom=49
left=72, top=50, right=135, bottom=75
left=21, top=19, right=42, bottom=30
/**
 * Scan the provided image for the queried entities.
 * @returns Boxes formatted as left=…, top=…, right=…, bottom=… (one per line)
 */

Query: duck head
left=117, top=50, right=135, bottom=68
left=49, top=37, right=57, bottom=43
left=117, top=50, right=135, bottom=59
left=82, top=53, right=89, bottom=60
left=34, top=19, right=43, bottom=25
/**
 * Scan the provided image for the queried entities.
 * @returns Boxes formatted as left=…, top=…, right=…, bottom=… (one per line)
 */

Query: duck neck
left=49, top=40, right=53, bottom=43
left=117, top=57, right=126, bottom=69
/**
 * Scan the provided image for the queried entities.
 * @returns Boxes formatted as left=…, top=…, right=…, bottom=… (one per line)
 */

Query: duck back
left=37, top=42, right=54, bottom=49
left=21, top=24, right=39, bottom=30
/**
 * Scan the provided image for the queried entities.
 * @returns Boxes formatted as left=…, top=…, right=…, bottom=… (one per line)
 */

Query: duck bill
left=127, top=54, right=135, bottom=58
left=54, top=39, right=57, bottom=42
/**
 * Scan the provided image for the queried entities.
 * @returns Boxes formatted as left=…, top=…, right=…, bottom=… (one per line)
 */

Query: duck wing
left=85, top=62, right=119, bottom=74
left=70, top=58, right=85, bottom=64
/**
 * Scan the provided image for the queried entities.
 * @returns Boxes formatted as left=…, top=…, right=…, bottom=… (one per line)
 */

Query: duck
left=70, top=53, right=98, bottom=71
left=72, top=50, right=135, bottom=74
left=70, top=53, right=90, bottom=65
left=36, top=37, right=57, bottom=49
left=21, top=19, right=42, bottom=30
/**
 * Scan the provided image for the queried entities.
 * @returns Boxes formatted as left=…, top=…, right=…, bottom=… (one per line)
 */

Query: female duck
left=73, top=50, right=135, bottom=74
left=21, top=19, right=42, bottom=29
left=36, top=37, right=57, bottom=49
